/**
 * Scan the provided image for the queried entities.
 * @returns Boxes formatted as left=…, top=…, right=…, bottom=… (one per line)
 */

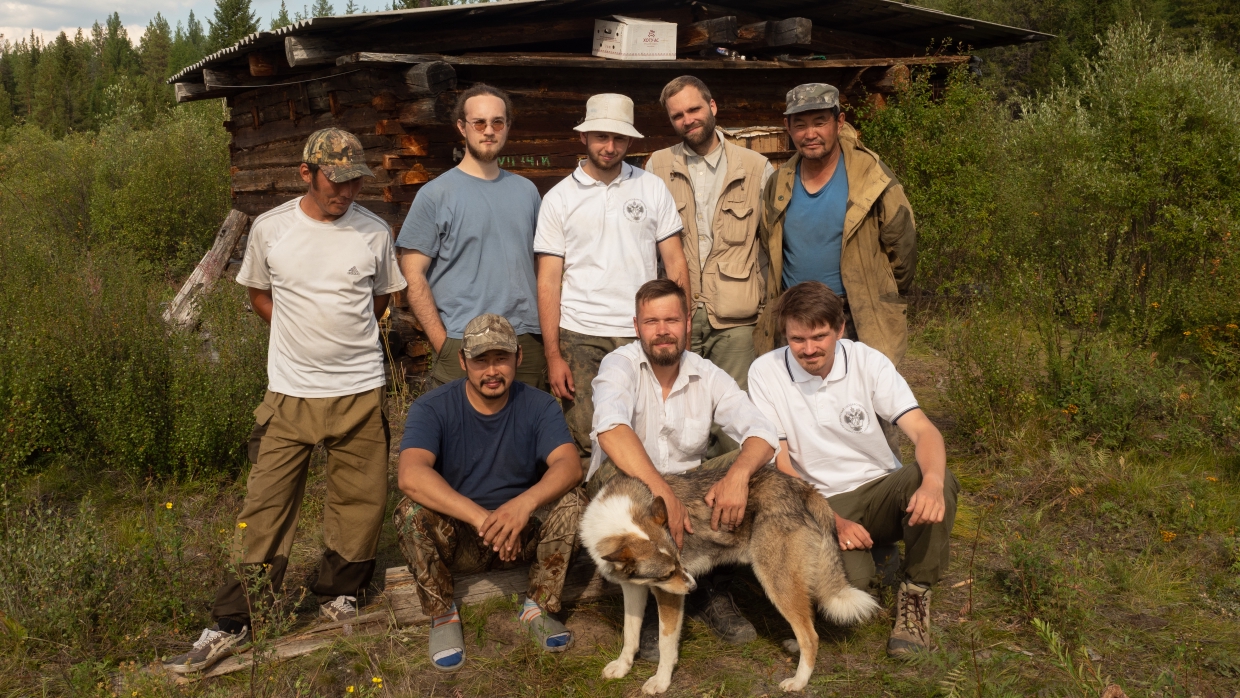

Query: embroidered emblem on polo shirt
left=347, top=266, right=360, bottom=276
left=840, top=403, right=868, bottom=433
left=623, top=199, right=647, bottom=221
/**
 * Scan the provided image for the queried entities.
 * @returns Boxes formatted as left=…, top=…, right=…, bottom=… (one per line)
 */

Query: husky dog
left=581, top=465, right=879, bottom=694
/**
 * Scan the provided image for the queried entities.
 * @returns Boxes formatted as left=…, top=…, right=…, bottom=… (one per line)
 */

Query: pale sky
left=0, top=0, right=377, bottom=47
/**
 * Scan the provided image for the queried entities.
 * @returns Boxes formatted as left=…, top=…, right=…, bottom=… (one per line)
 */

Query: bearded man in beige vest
left=646, top=76, right=774, bottom=406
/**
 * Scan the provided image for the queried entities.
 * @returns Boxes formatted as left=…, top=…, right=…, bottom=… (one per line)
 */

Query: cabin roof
left=168, top=0, right=1050, bottom=84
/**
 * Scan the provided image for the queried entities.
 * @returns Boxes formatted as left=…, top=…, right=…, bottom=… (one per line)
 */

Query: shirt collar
left=783, top=342, right=849, bottom=384
left=571, top=160, right=633, bottom=186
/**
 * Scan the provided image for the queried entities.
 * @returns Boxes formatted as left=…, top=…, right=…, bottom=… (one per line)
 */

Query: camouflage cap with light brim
left=784, top=83, right=841, bottom=116
left=303, top=127, right=374, bottom=183
left=461, top=314, right=519, bottom=359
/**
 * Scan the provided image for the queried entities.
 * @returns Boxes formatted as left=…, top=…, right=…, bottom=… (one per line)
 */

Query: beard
left=678, top=110, right=717, bottom=149
left=466, top=137, right=501, bottom=163
left=642, top=333, right=684, bottom=367
left=586, top=148, right=622, bottom=172
left=474, top=373, right=509, bottom=398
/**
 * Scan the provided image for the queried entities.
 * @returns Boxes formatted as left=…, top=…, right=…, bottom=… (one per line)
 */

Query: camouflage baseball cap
left=302, top=127, right=374, bottom=183
left=784, top=83, right=841, bottom=116
left=461, top=314, right=519, bottom=359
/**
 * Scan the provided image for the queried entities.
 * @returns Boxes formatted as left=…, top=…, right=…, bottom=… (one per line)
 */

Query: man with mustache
left=646, top=76, right=774, bottom=401
left=747, top=281, right=957, bottom=657
left=165, top=128, right=407, bottom=675
left=587, top=279, right=779, bottom=661
left=534, top=93, right=691, bottom=465
left=392, top=314, right=586, bottom=672
left=398, top=84, right=546, bottom=389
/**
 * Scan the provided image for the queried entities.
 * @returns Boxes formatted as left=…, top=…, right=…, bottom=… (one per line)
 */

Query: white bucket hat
left=574, top=93, right=644, bottom=139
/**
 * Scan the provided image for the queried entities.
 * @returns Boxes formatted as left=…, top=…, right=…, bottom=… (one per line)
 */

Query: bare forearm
left=398, top=460, right=488, bottom=528
left=404, top=275, right=447, bottom=352
left=373, top=293, right=390, bottom=320
left=536, top=277, right=564, bottom=360
left=247, top=287, right=273, bottom=324
left=774, top=443, right=799, bottom=478
left=598, top=426, right=669, bottom=493
left=726, top=436, right=775, bottom=480
left=914, top=433, right=946, bottom=488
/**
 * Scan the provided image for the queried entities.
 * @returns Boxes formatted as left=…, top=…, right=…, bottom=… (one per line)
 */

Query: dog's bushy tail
left=804, top=491, right=881, bottom=626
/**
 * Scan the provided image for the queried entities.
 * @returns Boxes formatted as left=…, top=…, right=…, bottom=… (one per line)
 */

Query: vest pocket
left=718, top=201, right=754, bottom=245
left=710, top=260, right=763, bottom=321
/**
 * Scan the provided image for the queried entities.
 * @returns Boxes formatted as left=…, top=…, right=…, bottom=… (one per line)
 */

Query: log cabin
left=166, top=0, right=1048, bottom=379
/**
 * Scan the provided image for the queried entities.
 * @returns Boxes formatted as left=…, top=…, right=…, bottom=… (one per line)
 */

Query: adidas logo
left=346, top=266, right=360, bottom=276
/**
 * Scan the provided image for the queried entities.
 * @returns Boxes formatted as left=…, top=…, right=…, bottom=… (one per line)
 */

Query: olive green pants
left=690, top=310, right=756, bottom=455
left=827, top=464, right=960, bottom=590
left=558, top=329, right=633, bottom=461
left=429, top=333, right=548, bottom=391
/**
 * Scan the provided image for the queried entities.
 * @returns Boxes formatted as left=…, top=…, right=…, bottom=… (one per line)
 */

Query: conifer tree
left=207, top=0, right=260, bottom=52
left=270, top=1, right=293, bottom=30
left=344, top=0, right=359, bottom=15
left=310, top=0, right=335, bottom=18
left=139, top=13, right=173, bottom=81
left=170, top=11, right=207, bottom=73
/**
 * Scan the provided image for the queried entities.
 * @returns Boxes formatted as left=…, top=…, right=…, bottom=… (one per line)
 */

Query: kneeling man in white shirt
left=587, top=278, right=779, bottom=661
left=747, top=280, right=958, bottom=658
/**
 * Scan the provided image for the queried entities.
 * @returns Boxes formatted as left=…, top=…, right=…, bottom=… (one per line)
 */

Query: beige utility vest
left=647, top=139, right=769, bottom=329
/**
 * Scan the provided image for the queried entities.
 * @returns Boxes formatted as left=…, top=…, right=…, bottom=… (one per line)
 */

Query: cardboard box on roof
left=592, top=16, right=676, bottom=61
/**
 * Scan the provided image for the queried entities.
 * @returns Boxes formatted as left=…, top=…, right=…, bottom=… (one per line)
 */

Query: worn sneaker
left=320, top=595, right=358, bottom=621
left=693, top=586, right=757, bottom=644
left=163, top=624, right=248, bottom=675
left=887, top=581, right=932, bottom=657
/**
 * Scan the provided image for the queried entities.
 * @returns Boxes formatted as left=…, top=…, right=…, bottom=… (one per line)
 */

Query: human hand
left=704, top=470, right=750, bottom=532
left=547, top=355, right=575, bottom=400
left=654, top=486, right=693, bottom=549
left=478, top=498, right=533, bottom=562
left=836, top=515, right=873, bottom=551
left=906, top=480, right=946, bottom=526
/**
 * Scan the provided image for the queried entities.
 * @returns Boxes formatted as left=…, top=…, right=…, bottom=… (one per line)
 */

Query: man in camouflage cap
left=753, top=83, right=928, bottom=657
left=166, top=127, right=406, bottom=675
left=392, top=313, right=586, bottom=671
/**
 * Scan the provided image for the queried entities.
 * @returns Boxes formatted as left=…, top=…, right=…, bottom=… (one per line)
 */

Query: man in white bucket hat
left=534, top=93, right=690, bottom=466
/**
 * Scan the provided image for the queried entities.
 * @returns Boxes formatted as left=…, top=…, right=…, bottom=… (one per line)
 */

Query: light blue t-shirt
left=781, top=158, right=849, bottom=296
left=397, top=168, right=542, bottom=338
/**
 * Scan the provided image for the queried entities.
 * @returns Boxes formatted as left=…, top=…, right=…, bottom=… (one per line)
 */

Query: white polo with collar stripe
left=587, top=341, right=779, bottom=480
left=534, top=162, right=683, bottom=337
left=747, top=338, right=920, bottom=498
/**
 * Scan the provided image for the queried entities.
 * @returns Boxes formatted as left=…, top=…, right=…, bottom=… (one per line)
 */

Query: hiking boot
left=320, top=595, right=358, bottom=621
left=887, top=581, right=932, bottom=657
left=163, top=624, right=249, bottom=675
left=639, top=600, right=660, bottom=662
left=693, top=586, right=757, bottom=645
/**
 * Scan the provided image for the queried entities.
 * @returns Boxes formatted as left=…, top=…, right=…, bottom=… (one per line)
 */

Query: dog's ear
left=650, top=496, right=668, bottom=527
left=602, top=545, right=634, bottom=564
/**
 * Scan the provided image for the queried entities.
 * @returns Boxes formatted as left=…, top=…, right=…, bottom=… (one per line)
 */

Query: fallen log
left=163, top=210, right=250, bottom=328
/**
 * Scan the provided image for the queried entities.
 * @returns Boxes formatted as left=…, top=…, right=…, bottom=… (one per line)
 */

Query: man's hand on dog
left=655, top=484, right=693, bottom=549
left=906, top=479, right=947, bottom=526
left=704, top=470, right=750, bottom=532
left=835, top=513, right=873, bottom=551
left=478, top=498, right=532, bottom=562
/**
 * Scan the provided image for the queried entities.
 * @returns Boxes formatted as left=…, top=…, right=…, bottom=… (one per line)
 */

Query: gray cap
left=784, top=83, right=840, bottom=116
left=461, top=314, right=519, bottom=359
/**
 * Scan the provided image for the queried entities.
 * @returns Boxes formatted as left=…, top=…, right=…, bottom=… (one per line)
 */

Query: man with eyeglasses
left=398, top=84, right=547, bottom=389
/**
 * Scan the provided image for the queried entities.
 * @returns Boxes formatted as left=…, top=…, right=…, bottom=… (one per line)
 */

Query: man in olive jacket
left=754, top=83, right=917, bottom=366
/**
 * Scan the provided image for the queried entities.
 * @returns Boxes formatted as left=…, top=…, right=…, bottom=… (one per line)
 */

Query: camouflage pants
left=392, top=488, right=587, bottom=617
left=559, top=329, right=633, bottom=460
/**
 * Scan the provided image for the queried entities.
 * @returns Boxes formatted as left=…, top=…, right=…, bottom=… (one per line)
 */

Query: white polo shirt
left=236, top=199, right=407, bottom=398
left=534, top=162, right=682, bottom=337
left=747, top=339, right=920, bottom=498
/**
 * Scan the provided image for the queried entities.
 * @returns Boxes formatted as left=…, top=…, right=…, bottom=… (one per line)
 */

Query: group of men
left=164, top=76, right=958, bottom=678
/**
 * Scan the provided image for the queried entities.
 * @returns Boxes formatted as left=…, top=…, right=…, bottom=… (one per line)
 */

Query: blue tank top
left=781, top=158, right=848, bottom=296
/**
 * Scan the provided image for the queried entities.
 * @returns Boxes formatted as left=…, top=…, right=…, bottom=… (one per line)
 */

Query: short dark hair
left=452, top=84, right=514, bottom=126
left=303, top=162, right=321, bottom=189
left=659, top=75, right=712, bottom=109
left=635, top=279, right=688, bottom=316
left=775, top=281, right=845, bottom=337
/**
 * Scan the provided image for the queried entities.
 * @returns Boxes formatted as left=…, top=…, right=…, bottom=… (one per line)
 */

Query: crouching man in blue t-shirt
left=393, top=313, right=585, bottom=672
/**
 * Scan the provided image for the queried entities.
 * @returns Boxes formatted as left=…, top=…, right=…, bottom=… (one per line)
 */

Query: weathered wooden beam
left=336, top=52, right=441, bottom=65
left=164, top=210, right=251, bottom=327
left=404, top=61, right=456, bottom=95
left=769, top=17, right=813, bottom=47
left=202, top=68, right=246, bottom=88
left=285, top=35, right=343, bottom=68
left=248, top=51, right=288, bottom=77
left=173, top=82, right=208, bottom=103
left=679, top=16, right=738, bottom=52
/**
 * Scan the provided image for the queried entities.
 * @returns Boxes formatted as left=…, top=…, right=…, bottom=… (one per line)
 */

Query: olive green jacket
left=753, top=123, right=917, bottom=364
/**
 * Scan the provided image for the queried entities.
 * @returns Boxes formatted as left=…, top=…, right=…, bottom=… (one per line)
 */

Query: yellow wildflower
left=347, top=688, right=355, bottom=694
left=1184, top=331, right=1192, bottom=336
left=1206, top=476, right=1218, bottom=482
left=238, top=522, right=248, bottom=529
left=372, top=677, right=383, bottom=683
left=165, top=502, right=173, bottom=509
left=1151, top=302, right=1160, bottom=308
left=1161, top=530, right=1177, bottom=542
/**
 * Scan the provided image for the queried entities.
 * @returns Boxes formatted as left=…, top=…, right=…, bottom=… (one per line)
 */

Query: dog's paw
left=641, top=674, right=672, bottom=695
left=601, top=658, right=632, bottom=679
left=779, top=676, right=809, bottom=692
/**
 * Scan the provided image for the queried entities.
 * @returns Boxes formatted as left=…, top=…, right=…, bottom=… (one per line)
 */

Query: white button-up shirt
left=587, top=342, right=780, bottom=479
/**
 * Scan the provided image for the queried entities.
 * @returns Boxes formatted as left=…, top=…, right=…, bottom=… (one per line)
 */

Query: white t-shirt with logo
left=534, top=162, right=683, bottom=337
left=747, top=339, right=920, bottom=498
left=236, top=199, right=408, bottom=398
